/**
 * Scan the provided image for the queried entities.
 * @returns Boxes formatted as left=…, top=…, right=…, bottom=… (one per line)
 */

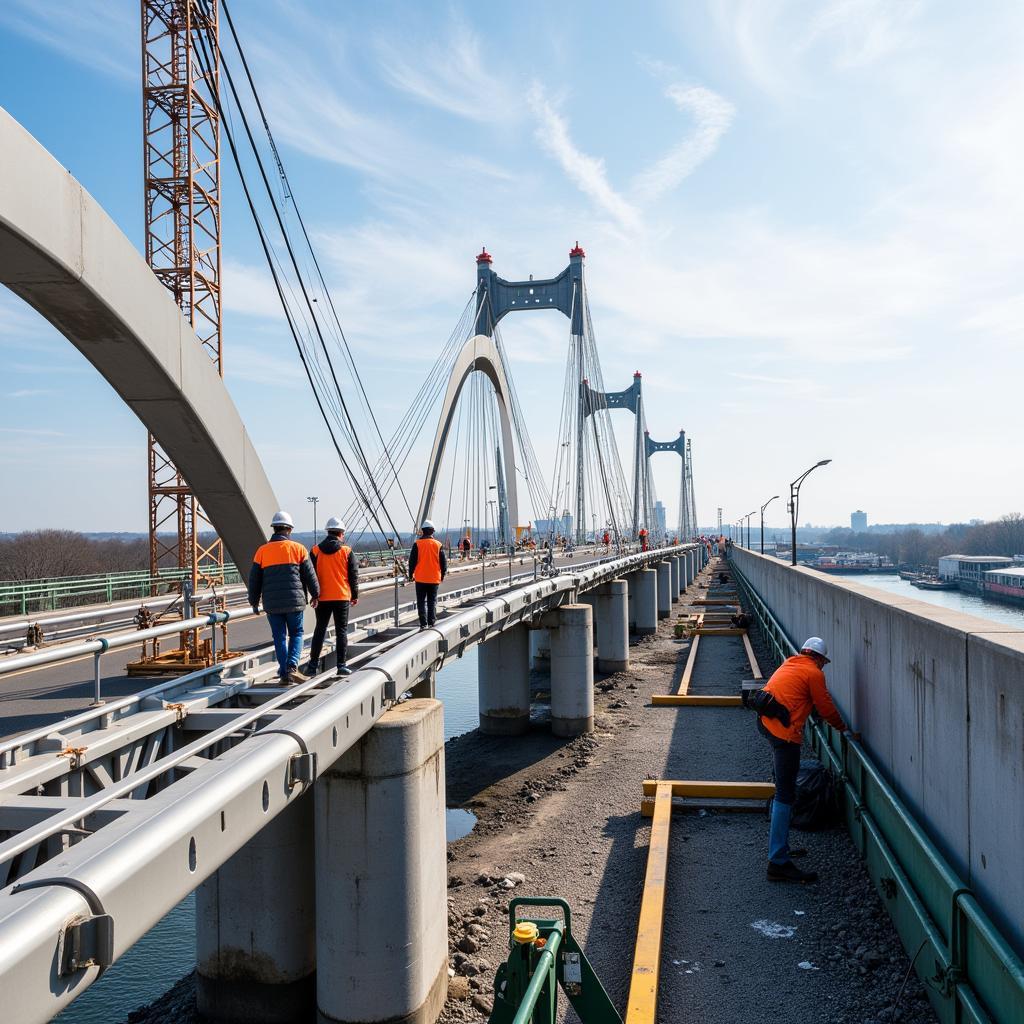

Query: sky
left=0, top=0, right=1022, bottom=535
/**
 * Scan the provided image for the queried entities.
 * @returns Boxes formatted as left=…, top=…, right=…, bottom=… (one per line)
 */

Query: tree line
left=0, top=531, right=152, bottom=581
left=820, top=513, right=1024, bottom=568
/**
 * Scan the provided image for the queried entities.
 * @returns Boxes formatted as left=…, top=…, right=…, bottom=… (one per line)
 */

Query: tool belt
left=748, top=688, right=791, bottom=728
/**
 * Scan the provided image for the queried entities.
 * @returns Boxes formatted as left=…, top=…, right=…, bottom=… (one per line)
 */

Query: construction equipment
left=490, top=897, right=620, bottom=1024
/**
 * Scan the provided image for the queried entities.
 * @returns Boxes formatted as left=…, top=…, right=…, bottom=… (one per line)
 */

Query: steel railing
left=730, top=556, right=1024, bottom=1024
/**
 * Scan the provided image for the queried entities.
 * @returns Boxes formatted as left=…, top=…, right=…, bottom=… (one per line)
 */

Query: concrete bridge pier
left=196, top=793, right=316, bottom=1023
left=656, top=561, right=672, bottom=619
left=546, top=604, right=594, bottom=736
left=530, top=627, right=551, bottom=670
left=626, top=571, right=638, bottom=632
left=631, top=568, right=658, bottom=635
left=478, top=623, right=531, bottom=734
left=315, top=699, right=448, bottom=1024
left=594, top=579, right=629, bottom=673
left=669, top=556, right=680, bottom=601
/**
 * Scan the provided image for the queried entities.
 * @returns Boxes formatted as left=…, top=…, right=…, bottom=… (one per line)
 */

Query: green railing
left=0, top=565, right=243, bottom=616
left=730, top=557, right=1024, bottom=1024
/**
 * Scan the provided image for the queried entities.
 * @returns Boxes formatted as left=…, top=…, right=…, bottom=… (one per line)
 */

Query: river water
left=837, top=572, right=1024, bottom=626
left=54, top=649, right=482, bottom=1024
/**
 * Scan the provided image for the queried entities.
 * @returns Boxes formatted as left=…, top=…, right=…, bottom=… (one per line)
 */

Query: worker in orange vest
left=408, top=519, right=447, bottom=629
left=638, top=527, right=649, bottom=552
left=757, top=636, right=859, bottom=883
left=306, top=517, right=359, bottom=677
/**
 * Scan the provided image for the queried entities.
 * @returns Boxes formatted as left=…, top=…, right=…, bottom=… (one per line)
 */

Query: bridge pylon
left=644, top=429, right=692, bottom=540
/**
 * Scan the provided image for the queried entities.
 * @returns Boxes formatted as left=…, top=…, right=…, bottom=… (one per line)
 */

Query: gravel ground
left=129, top=559, right=937, bottom=1024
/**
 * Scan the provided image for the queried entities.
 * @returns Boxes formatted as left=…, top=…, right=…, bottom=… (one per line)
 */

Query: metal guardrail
left=0, top=543, right=690, bottom=1023
left=0, top=565, right=243, bottom=616
left=730, top=557, right=1024, bottom=1024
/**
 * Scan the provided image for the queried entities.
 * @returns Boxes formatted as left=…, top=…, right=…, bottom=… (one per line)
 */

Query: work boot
left=335, top=665, right=352, bottom=677
left=767, top=860, right=818, bottom=883
left=287, top=668, right=309, bottom=685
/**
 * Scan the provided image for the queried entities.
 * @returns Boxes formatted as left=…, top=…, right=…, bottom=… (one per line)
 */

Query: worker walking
left=248, top=510, right=319, bottom=683
left=756, top=637, right=857, bottom=883
left=409, top=519, right=447, bottom=629
left=306, top=517, right=359, bottom=677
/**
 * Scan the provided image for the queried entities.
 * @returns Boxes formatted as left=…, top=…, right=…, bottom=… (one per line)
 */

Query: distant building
left=654, top=501, right=667, bottom=534
left=534, top=514, right=573, bottom=538
left=983, top=567, right=1024, bottom=606
left=851, top=510, right=868, bottom=532
left=938, top=555, right=1020, bottom=592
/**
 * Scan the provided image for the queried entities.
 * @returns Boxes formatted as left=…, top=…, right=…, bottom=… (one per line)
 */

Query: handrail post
left=91, top=649, right=104, bottom=706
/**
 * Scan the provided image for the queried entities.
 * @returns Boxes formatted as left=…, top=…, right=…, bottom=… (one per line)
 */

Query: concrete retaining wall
left=731, top=547, right=1024, bottom=957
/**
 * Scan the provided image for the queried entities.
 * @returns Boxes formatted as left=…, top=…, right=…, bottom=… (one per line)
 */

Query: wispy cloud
left=4, top=388, right=54, bottom=399
left=0, top=0, right=135, bottom=82
left=377, top=19, right=512, bottom=122
left=631, top=85, right=736, bottom=202
left=527, top=84, right=641, bottom=231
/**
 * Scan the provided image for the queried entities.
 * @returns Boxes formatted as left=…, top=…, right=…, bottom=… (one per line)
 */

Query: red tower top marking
left=476, top=247, right=493, bottom=264
left=634, top=370, right=642, bottom=378
left=569, top=241, right=585, bottom=257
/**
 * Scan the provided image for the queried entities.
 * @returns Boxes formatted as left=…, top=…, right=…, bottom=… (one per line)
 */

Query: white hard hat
left=801, top=637, right=830, bottom=662
left=271, top=510, right=294, bottom=528
left=420, top=519, right=435, bottom=531
left=325, top=516, right=346, bottom=532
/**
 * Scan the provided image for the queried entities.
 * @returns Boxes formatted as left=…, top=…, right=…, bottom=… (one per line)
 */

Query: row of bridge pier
left=195, top=547, right=706, bottom=1024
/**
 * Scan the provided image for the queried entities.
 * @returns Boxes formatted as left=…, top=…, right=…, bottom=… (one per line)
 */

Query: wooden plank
left=651, top=694, right=742, bottom=707
left=642, top=779, right=776, bottom=800
left=676, top=630, right=700, bottom=695
left=742, top=631, right=763, bottom=680
left=694, top=627, right=745, bottom=636
left=626, top=782, right=672, bottom=1024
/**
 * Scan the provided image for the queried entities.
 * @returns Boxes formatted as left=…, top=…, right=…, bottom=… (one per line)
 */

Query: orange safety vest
left=312, top=543, right=352, bottom=601
left=253, top=538, right=309, bottom=569
left=413, top=537, right=443, bottom=584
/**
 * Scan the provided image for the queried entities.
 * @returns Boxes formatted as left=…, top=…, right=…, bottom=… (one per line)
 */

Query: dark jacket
left=248, top=532, right=319, bottom=614
left=408, top=536, right=448, bottom=581
left=310, top=534, right=359, bottom=600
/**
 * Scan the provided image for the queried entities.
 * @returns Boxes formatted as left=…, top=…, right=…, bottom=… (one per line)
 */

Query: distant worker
left=248, top=510, right=319, bottom=683
left=639, top=527, right=649, bottom=552
left=461, top=536, right=471, bottom=560
left=602, top=530, right=610, bottom=549
left=409, top=519, right=448, bottom=629
left=306, top=517, right=359, bottom=677
left=757, top=637, right=858, bottom=883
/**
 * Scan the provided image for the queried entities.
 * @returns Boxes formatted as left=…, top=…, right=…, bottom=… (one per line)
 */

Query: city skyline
left=1, top=1, right=1022, bottom=533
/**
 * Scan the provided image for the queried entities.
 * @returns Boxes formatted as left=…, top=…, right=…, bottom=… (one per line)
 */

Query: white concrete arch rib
left=0, top=108, right=276, bottom=566
left=416, top=334, right=519, bottom=532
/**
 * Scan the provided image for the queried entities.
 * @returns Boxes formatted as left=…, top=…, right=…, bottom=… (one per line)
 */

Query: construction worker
left=409, top=519, right=447, bottom=628
left=757, top=637, right=858, bottom=883
left=306, top=517, right=359, bottom=677
left=639, top=527, right=649, bottom=552
left=248, top=510, right=319, bottom=683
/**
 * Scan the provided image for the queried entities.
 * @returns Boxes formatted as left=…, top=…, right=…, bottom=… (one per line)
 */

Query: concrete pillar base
left=631, top=568, right=658, bottom=636
left=315, top=699, right=447, bottom=1024
left=656, top=561, right=672, bottom=619
left=196, top=794, right=315, bottom=1024
left=550, top=604, right=594, bottom=737
left=594, top=579, right=629, bottom=675
left=479, top=623, right=530, bottom=735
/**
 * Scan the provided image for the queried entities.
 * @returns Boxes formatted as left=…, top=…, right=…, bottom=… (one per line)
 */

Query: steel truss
left=142, top=1, right=224, bottom=640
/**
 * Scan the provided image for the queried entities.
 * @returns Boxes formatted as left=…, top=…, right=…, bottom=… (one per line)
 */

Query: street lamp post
left=307, top=496, right=319, bottom=537
left=760, top=495, right=780, bottom=554
left=788, top=460, right=832, bottom=566
left=745, top=511, right=757, bottom=549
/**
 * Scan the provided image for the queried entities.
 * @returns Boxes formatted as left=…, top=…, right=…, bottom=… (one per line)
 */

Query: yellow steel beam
left=676, top=628, right=700, bottom=694
left=642, top=779, right=776, bottom=799
left=651, top=694, right=742, bottom=707
left=626, top=782, right=672, bottom=1024
left=742, top=631, right=763, bottom=680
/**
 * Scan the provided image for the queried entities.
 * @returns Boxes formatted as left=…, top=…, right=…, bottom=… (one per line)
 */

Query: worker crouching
left=757, top=636, right=859, bottom=883
left=306, top=516, right=359, bottom=677
left=409, top=519, right=447, bottom=629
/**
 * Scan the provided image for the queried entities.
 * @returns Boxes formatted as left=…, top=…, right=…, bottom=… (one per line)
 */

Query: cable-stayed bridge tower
left=644, top=429, right=693, bottom=540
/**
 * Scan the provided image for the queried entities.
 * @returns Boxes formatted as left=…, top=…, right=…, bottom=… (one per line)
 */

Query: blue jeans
left=267, top=611, right=304, bottom=677
left=760, top=718, right=801, bottom=864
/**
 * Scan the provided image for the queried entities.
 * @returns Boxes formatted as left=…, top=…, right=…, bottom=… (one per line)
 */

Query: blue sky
left=1, top=0, right=1022, bottom=535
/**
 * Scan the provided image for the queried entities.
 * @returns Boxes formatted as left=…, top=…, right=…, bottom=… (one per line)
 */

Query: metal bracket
left=165, top=701, right=187, bottom=725
left=287, top=751, right=317, bottom=789
left=58, top=913, right=114, bottom=976
left=58, top=746, right=88, bottom=771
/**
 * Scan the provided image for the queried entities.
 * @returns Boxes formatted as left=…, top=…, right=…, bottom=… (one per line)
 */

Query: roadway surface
left=0, top=551, right=592, bottom=740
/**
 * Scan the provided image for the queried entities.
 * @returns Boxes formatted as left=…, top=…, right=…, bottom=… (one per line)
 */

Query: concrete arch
left=0, top=109, right=276, bottom=566
left=416, top=334, right=519, bottom=533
